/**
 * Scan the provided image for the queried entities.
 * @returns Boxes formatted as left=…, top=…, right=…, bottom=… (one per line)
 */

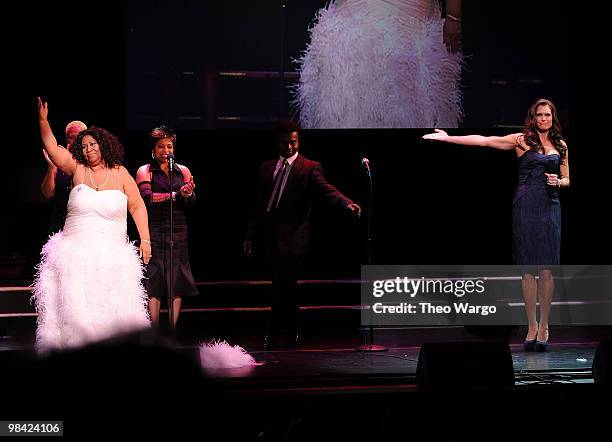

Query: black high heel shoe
left=535, top=328, right=549, bottom=352
left=523, top=339, right=537, bottom=351
left=523, top=327, right=538, bottom=351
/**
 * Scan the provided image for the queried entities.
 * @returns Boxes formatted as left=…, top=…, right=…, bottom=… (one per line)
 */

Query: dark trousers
left=269, top=253, right=303, bottom=336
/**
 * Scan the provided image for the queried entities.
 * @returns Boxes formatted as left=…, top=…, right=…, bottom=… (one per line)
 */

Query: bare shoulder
left=512, top=133, right=529, bottom=152
left=178, top=164, right=192, bottom=179
left=512, top=132, right=526, bottom=145
left=118, top=166, right=136, bottom=184
left=136, top=164, right=150, bottom=174
left=134, top=164, right=151, bottom=182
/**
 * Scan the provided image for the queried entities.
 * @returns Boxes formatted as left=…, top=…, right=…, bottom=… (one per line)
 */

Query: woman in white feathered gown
left=294, top=0, right=464, bottom=128
left=32, top=98, right=152, bottom=354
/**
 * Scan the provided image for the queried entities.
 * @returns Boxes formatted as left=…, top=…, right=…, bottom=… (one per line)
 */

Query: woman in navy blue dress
left=423, top=98, right=570, bottom=351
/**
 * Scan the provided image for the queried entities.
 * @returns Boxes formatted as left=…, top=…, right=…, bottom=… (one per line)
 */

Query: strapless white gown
left=293, top=0, right=464, bottom=128
left=32, top=184, right=150, bottom=353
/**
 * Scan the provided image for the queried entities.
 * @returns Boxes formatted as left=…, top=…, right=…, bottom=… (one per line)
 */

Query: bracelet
left=446, top=13, right=461, bottom=22
left=557, top=178, right=563, bottom=188
left=141, top=239, right=151, bottom=244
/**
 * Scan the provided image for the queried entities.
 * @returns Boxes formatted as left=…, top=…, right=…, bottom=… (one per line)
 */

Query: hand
left=422, top=129, right=449, bottom=141
left=140, top=241, right=152, bottom=264
left=347, top=203, right=361, bottom=218
left=42, top=148, right=57, bottom=169
left=545, top=173, right=561, bottom=187
left=443, top=19, right=462, bottom=54
left=37, top=97, right=49, bottom=121
left=180, top=176, right=195, bottom=197
left=243, top=240, right=253, bottom=258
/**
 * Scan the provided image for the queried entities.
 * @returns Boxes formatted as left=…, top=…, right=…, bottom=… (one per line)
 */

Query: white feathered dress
left=293, top=0, right=464, bottom=128
left=32, top=183, right=151, bottom=354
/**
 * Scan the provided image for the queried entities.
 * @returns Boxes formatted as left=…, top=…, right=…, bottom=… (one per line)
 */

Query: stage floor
left=2, top=323, right=610, bottom=439
left=2, top=324, right=608, bottom=391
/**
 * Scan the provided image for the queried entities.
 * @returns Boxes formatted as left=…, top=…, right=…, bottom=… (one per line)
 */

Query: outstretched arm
left=311, top=163, right=361, bottom=216
left=423, top=129, right=525, bottom=151
left=122, top=166, right=152, bottom=264
left=37, top=98, right=77, bottom=175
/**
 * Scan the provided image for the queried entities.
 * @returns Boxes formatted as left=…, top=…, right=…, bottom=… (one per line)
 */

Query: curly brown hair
left=522, top=98, right=567, bottom=163
left=69, top=127, right=125, bottom=167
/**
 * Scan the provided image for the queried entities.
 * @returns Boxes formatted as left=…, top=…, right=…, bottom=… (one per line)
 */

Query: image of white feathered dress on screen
left=32, top=184, right=151, bottom=354
left=293, top=0, right=464, bottom=128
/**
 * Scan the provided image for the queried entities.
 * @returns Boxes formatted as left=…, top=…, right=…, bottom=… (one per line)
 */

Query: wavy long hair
left=522, top=98, right=566, bottom=163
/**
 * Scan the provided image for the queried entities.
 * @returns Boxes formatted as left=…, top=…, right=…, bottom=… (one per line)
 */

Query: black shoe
left=263, top=333, right=278, bottom=350
left=523, top=339, right=537, bottom=351
left=285, top=332, right=300, bottom=348
left=263, top=332, right=299, bottom=350
left=534, top=328, right=549, bottom=352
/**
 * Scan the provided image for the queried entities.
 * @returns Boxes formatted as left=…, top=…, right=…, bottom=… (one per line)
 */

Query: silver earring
left=151, top=152, right=155, bottom=159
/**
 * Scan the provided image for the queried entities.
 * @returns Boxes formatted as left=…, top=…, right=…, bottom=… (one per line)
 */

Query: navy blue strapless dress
left=512, top=150, right=561, bottom=266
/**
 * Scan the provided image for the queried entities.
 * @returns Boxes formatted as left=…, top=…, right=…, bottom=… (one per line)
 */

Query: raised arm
left=37, top=98, right=78, bottom=175
left=121, top=166, right=151, bottom=264
left=423, top=129, right=525, bottom=151
left=41, top=149, right=58, bottom=200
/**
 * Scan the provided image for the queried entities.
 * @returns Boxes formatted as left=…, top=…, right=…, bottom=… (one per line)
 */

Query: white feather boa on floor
left=199, top=340, right=261, bottom=369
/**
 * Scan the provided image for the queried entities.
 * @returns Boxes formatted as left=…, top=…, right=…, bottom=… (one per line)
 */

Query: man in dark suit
left=243, top=121, right=361, bottom=349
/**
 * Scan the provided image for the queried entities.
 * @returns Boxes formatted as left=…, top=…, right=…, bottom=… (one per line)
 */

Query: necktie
left=266, top=159, right=289, bottom=212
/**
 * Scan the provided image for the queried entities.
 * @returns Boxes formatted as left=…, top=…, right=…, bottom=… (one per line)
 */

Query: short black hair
left=275, top=120, right=301, bottom=135
left=149, top=126, right=176, bottom=149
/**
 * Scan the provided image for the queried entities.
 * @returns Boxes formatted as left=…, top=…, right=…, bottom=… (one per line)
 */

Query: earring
left=151, top=152, right=155, bottom=159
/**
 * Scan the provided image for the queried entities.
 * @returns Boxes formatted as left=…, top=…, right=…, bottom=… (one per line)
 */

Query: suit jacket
left=245, top=154, right=354, bottom=257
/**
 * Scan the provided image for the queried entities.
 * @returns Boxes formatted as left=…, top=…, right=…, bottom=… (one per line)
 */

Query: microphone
left=167, top=153, right=175, bottom=172
left=361, top=157, right=371, bottom=176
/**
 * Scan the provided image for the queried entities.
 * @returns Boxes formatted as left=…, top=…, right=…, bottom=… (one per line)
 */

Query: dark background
left=3, top=1, right=608, bottom=284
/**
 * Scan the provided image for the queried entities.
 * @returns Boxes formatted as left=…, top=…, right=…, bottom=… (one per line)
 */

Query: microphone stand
left=356, top=159, right=387, bottom=352
left=168, top=160, right=175, bottom=331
